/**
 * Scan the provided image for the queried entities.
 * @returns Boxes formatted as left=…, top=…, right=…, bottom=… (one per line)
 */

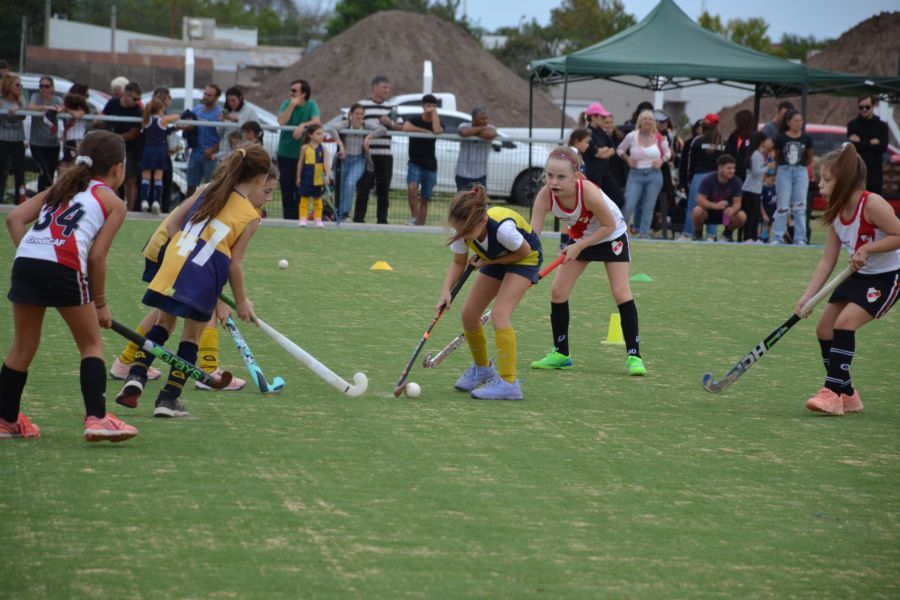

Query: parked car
left=141, top=88, right=279, bottom=128
left=323, top=106, right=556, bottom=205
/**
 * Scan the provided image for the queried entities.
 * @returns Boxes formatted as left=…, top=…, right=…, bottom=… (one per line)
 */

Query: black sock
left=618, top=299, right=640, bottom=357
left=818, top=338, right=832, bottom=373
left=825, top=329, right=855, bottom=394
left=130, top=324, right=170, bottom=377
left=160, top=341, right=198, bottom=399
left=80, top=357, right=107, bottom=419
left=0, top=363, right=28, bottom=423
left=550, top=301, right=570, bottom=356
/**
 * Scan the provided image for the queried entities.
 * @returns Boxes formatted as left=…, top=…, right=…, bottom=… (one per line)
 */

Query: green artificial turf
left=1, top=218, right=898, bottom=598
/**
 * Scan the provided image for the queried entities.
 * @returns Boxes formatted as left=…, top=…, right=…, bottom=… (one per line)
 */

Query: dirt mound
left=246, top=10, right=567, bottom=127
left=718, top=11, right=899, bottom=131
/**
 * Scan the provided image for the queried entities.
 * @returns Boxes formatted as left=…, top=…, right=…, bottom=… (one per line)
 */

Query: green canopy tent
left=527, top=0, right=900, bottom=134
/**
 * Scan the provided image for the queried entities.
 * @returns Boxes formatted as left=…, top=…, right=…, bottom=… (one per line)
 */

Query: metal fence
left=4, top=111, right=566, bottom=227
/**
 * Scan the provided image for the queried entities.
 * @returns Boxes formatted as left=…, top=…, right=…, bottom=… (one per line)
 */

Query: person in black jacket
left=847, top=94, right=889, bottom=194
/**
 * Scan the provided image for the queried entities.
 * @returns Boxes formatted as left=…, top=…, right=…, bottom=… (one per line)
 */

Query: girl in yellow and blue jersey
left=115, top=144, right=273, bottom=418
left=439, top=184, right=542, bottom=400
left=296, top=123, right=332, bottom=227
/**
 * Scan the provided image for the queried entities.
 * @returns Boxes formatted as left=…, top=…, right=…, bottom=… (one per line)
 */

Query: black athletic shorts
left=7, top=257, right=92, bottom=307
left=829, top=269, right=900, bottom=319
left=568, top=232, right=630, bottom=262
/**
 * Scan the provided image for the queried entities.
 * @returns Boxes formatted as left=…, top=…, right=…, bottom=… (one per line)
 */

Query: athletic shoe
left=109, top=357, right=162, bottom=381
left=84, top=413, right=138, bottom=443
left=315, top=219, right=324, bottom=228
left=675, top=233, right=692, bottom=242
left=841, top=390, right=863, bottom=413
left=470, top=377, right=523, bottom=401
left=454, top=361, right=498, bottom=391
left=806, top=387, right=844, bottom=416
left=153, top=395, right=190, bottom=418
left=141, top=200, right=150, bottom=212
left=0, top=413, right=41, bottom=439
left=150, top=201, right=161, bottom=215
left=722, top=228, right=734, bottom=242
left=115, top=374, right=147, bottom=409
left=531, top=349, right=573, bottom=370
left=195, top=369, right=246, bottom=391
left=299, top=218, right=308, bottom=227
left=626, top=355, right=647, bottom=376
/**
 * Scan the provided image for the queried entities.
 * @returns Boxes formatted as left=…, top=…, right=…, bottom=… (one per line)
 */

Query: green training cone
left=630, top=273, right=653, bottom=283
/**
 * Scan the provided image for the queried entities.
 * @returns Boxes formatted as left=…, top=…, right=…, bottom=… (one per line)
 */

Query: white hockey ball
left=278, top=259, right=289, bottom=270
left=405, top=382, right=421, bottom=398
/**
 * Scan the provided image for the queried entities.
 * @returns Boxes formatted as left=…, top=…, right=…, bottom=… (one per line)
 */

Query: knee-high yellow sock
left=464, top=326, right=490, bottom=367
left=494, top=326, right=517, bottom=383
left=198, top=326, right=219, bottom=374
left=118, top=324, right=146, bottom=364
left=299, top=196, right=309, bottom=218
left=314, top=198, right=323, bottom=220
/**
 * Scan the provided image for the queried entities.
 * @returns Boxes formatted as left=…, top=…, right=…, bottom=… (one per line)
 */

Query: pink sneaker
left=841, top=390, right=863, bottom=413
left=0, top=413, right=41, bottom=439
left=806, top=388, right=844, bottom=416
left=84, top=413, right=138, bottom=443
left=299, top=218, right=308, bottom=227
left=195, top=368, right=246, bottom=391
left=109, top=357, right=162, bottom=381
left=315, top=219, right=324, bottom=228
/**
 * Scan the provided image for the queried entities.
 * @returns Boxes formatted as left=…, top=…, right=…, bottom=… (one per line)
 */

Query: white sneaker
left=195, top=368, right=246, bottom=391
left=315, top=219, right=324, bottom=228
left=140, top=200, right=150, bottom=212
left=299, top=218, right=308, bottom=227
left=674, top=234, right=692, bottom=242
left=109, top=357, right=162, bottom=381
left=150, top=201, right=160, bottom=215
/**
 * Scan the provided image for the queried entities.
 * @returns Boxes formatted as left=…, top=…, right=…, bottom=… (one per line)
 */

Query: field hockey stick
left=220, top=294, right=368, bottom=397
left=701, top=266, right=852, bottom=393
left=393, top=264, right=476, bottom=397
left=422, top=254, right=566, bottom=368
left=323, top=183, right=339, bottom=227
left=109, top=320, right=234, bottom=389
left=224, top=316, right=285, bottom=394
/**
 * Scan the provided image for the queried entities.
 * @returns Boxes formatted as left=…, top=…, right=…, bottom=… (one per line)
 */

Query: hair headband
left=236, top=147, right=246, bottom=158
left=75, top=155, right=93, bottom=168
left=549, top=150, right=579, bottom=168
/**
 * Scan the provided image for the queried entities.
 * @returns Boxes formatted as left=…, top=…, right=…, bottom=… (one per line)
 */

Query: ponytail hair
left=191, top=144, right=272, bottom=224
left=746, top=131, right=767, bottom=170
left=143, top=98, right=165, bottom=127
left=820, top=143, right=867, bottom=227
left=45, top=130, right=125, bottom=210
left=577, top=111, right=588, bottom=128
left=568, top=127, right=591, bottom=148
left=447, top=183, right=490, bottom=244
left=546, top=145, right=584, bottom=172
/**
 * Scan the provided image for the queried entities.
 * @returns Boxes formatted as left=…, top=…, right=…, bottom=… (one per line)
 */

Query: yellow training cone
left=600, top=313, right=625, bottom=345
left=370, top=260, right=393, bottom=271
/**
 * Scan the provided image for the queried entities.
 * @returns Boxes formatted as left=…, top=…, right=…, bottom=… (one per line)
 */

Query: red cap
left=703, top=113, right=720, bottom=126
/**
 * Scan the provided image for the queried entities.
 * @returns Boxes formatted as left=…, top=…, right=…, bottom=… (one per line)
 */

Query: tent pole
left=528, top=75, right=535, bottom=219
left=560, top=74, right=569, bottom=138
left=801, top=78, right=808, bottom=131
left=753, top=83, right=761, bottom=127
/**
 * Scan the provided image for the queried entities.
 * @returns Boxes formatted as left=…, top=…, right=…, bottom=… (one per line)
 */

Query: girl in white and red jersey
left=529, top=146, right=647, bottom=376
left=797, top=144, right=900, bottom=416
left=1, top=130, right=137, bottom=442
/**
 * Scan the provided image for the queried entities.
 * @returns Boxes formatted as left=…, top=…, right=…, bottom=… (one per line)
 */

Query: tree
left=697, top=11, right=725, bottom=37
left=490, top=19, right=562, bottom=79
left=697, top=11, right=772, bottom=54
left=550, top=0, right=636, bottom=53
left=775, top=33, right=833, bottom=61
left=326, top=0, right=477, bottom=39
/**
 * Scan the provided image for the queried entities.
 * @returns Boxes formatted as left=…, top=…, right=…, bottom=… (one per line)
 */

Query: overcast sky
left=460, top=0, right=896, bottom=40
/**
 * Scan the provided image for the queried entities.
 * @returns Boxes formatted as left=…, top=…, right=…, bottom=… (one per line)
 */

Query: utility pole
left=44, top=0, right=51, bottom=46
left=111, top=5, right=117, bottom=60
left=20, top=15, right=28, bottom=70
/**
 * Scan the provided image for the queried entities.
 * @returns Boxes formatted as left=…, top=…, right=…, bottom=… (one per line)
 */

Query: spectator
left=0, top=74, right=26, bottom=204
left=150, top=87, right=178, bottom=212
left=762, top=101, right=793, bottom=142
left=276, top=79, right=320, bottom=220
left=354, top=76, right=400, bottom=224
left=650, top=110, right=677, bottom=236
left=186, top=83, right=223, bottom=198
left=241, top=120, right=264, bottom=145
left=140, top=98, right=180, bottom=214
left=59, top=90, right=90, bottom=176
left=403, top=94, right=443, bottom=225
left=678, top=114, right=725, bottom=241
left=456, top=107, right=497, bottom=191
left=620, top=101, right=654, bottom=136
left=296, top=123, right=332, bottom=227
left=330, top=103, right=383, bottom=220
left=741, top=131, right=772, bottom=243
left=579, top=102, right=624, bottom=208
left=101, top=81, right=143, bottom=209
left=847, top=94, right=889, bottom=194
left=219, top=86, right=257, bottom=156
left=725, top=109, right=755, bottom=183
left=602, top=113, right=628, bottom=192
left=0, top=61, right=8, bottom=78
left=692, top=154, right=746, bottom=242
left=27, top=76, right=64, bottom=191
left=772, top=109, right=813, bottom=245
left=568, top=127, right=591, bottom=168
left=110, top=76, right=129, bottom=99
left=617, top=109, right=669, bottom=238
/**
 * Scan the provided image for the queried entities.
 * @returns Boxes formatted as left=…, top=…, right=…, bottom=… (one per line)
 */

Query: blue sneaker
left=454, top=361, right=498, bottom=391
left=471, top=377, right=524, bottom=401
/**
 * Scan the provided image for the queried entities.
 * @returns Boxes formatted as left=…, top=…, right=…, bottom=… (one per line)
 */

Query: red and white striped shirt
left=833, top=191, right=900, bottom=275
left=549, top=178, right=626, bottom=244
left=15, top=179, right=110, bottom=276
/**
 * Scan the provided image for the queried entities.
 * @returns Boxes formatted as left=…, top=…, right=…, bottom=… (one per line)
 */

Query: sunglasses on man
left=858, top=104, right=872, bottom=111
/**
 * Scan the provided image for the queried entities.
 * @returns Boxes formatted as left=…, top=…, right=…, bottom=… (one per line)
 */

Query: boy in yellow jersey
left=438, top=185, right=542, bottom=400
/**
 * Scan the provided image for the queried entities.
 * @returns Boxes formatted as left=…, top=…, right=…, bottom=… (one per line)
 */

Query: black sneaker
left=115, top=374, right=147, bottom=409
left=722, top=227, right=734, bottom=242
left=153, top=395, right=190, bottom=418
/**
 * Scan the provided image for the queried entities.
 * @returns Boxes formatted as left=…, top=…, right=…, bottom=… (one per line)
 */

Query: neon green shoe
left=531, top=350, right=573, bottom=370
left=626, top=355, right=647, bottom=376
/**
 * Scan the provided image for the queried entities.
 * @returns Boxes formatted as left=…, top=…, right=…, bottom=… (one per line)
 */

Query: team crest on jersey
left=612, top=241, right=623, bottom=255
left=866, top=287, right=881, bottom=303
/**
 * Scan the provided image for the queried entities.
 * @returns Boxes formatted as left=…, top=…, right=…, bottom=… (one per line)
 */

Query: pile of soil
left=246, top=11, right=567, bottom=127
left=718, top=11, right=899, bottom=131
